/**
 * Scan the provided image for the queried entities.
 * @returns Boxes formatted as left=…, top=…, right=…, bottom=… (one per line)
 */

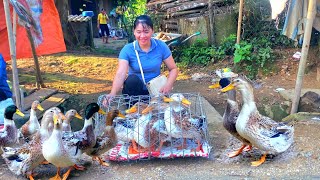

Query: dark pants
left=100, top=24, right=109, bottom=37
left=122, top=75, right=149, bottom=107
left=122, top=74, right=149, bottom=96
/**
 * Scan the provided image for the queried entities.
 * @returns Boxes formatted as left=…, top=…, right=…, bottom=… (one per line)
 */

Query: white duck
left=209, top=77, right=252, bottom=157
left=163, top=93, right=205, bottom=152
left=62, top=109, right=83, bottom=132
left=221, top=77, right=294, bottom=166
left=113, top=102, right=147, bottom=148
left=20, top=100, right=44, bottom=138
left=42, top=107, right=65, bottom=135
left=42, top=114, right=82, bottom=180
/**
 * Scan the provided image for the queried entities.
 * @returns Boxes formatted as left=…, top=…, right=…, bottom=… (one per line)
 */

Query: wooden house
left=147, top=0, right=238, bottom=45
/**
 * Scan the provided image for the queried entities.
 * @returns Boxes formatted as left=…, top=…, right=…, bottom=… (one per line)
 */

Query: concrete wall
left=178, top=16, right=209, bottom=45
left=177, top=9, right=237, bottom=46
left=214, top=11, right=237, bottom=45
left=69, top=21, right=93, bottom=47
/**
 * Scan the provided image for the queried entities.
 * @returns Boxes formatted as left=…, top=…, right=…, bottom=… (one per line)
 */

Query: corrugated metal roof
left=68, top=15, right=91, bottom=22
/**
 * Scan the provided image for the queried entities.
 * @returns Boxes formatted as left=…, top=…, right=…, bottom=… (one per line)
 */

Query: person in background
left=97, top=8, right=110, bottom=43
left=103, top=15, right=178, bottom=106
left=0, top=54, right=14, bottom=125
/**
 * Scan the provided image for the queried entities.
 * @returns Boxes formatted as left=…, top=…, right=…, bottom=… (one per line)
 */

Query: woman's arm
left=109, top=60, right=129, bottom=96
left=161, top=55, right=178, bottom=94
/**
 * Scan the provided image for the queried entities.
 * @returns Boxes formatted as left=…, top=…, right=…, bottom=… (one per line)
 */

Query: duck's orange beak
left=208, top=82, right=220, bottom=89
left=37, top=104, right=44, bottom=111
left=141, top=106, right=153, bottom=114
left=163, top=96, right=173, bottom=102
left=75, top=112, right=83, bottom=120
left=59, top=112, right=67, bottom=120
left=98, top=108, right=106, bottom=115
left=117, top=112, right=126, bottom=118
left=125, top=105, right=137, bottom=114
left=182, top=98, right=191, bottom=106
left=221, top=83, right=235, bottom=92
left=15, top=109, right=25, bottom=117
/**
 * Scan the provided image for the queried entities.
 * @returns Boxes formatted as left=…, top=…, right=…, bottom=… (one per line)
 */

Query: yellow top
left=98, top=13, right=109, bottom=24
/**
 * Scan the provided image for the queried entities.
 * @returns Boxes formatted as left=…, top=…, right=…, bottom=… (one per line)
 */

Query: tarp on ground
left=0, top=0, right=66, bottom=61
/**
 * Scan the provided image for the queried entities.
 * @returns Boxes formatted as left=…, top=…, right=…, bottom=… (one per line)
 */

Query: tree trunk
left=26, top=27, right=45, bottom=89
left=54, top=0, right=75, bottom=48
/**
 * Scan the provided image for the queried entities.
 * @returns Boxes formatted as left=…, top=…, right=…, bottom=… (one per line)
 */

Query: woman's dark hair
left=133, top=15, right=153, bottom=30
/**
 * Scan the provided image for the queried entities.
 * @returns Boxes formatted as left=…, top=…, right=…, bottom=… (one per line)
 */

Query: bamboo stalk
left=290, top=0, right=317, bottom=114
left=3, top=0, right=22, bottom=110
left=236, top=0, right=244, bottom=44
left=26, top=27, right=45, bottom=89
left=13, top=11, right=16, bottom=52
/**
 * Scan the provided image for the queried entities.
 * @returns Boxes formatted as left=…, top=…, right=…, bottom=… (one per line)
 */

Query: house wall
left=178, top=16, right=208, bottom=45
left=176, top=9, right=237, bottom=46
left=213, top=10, right=237, bottom=45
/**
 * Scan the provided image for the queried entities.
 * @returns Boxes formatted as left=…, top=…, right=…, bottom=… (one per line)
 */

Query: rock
left=191, top=73, right=211, bottom=81
left=260, top=103, right=289, bottom=121
left=299, top=91, right=320, bottom=113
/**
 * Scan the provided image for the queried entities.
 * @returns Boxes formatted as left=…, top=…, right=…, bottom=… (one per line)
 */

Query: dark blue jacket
left=0, top=54, right=12, bottom=101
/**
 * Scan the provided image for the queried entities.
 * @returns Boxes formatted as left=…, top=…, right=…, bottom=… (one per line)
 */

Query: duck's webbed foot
left=251, top=153, right=267, bottom=167
left=227, top=144, right=247, bottom=158
left=93, top=156, right=110, bottom=167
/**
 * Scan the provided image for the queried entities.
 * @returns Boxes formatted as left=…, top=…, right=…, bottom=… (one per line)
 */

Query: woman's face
left=134, top=23, right=153, bottom=46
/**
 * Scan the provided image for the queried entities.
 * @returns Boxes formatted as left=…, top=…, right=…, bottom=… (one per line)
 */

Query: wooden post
left=236, top=0, right=244, bottom=44
left=3, top=0, right=22, bottom=110
left=26, top=27, right=45, bottom=89
left=13, top=11, right=16, bottom=52
left=290, top=0, right=317, bottom=114
left=208, top=0, right=215, bottom=45
left=89, top=18, right=94, bottom=48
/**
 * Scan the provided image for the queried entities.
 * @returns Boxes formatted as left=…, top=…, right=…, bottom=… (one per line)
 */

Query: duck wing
left=90, top=127, right=117, bottom=156
left=254, top=113, right=292, bottom=138
left=2, top=132, right=44, bottom=176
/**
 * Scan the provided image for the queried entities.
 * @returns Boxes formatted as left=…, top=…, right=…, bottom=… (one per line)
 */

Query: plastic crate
left=95, top=93, right=211, bottom=161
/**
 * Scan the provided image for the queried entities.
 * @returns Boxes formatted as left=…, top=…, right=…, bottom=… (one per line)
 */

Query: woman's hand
left=102, top=93, right=115, bottom=107
left=159, top=83, right=173, bottom=95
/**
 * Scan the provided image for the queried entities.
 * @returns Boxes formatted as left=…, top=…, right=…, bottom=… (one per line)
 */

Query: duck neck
left=50, top=127, right=62, bottom=141
left=40, top=123, right=51, bottom=138
left=239, top=87, right=256, bottom=108
left=64, top=115, right=71, bottom=124
left=82, top=117, right=93, bottom=130
left=227, top=89, right=236, bottom=101
left=4, top=118, right=15, bottom=126
left=30, top=109, right=37, bottom=122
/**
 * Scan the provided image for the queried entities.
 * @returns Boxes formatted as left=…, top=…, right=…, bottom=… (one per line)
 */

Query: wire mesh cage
left=95, top=93, right=211, bottom=161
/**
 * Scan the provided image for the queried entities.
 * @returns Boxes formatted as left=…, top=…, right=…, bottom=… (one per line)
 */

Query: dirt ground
left=3, top=46, right=320, bottom=179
